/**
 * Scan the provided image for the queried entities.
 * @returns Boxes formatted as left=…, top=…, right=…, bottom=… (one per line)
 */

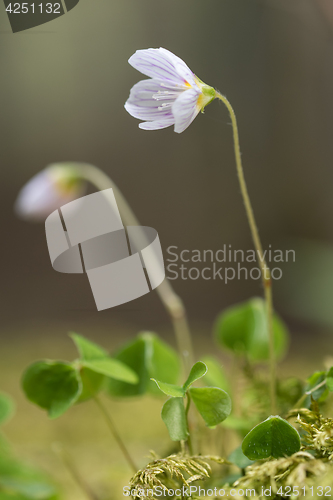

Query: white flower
left=15, top=164, right=86, bottom=221
left=125, top=48, right=216, bottom=133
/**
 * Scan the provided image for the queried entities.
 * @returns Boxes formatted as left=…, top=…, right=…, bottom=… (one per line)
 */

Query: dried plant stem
left=216, top=93, right=276, bottom=414
left=93, top=396, right=137, bottom=474
left=70, top=162, right=194, bottom=375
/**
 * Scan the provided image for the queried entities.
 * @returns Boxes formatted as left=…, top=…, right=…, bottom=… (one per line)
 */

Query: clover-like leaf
left=70, top=332, right=107, bottom=360
left=151, top=380, right=185, bottom=398
left=82, top=358, right=138, bottom=384
left=183, top=362, right=207, bottom=391
left=201, top=356, right=230, bottom=392
left=22, top=361, right=82, bottom=419
left=0, top=392, right=15, bottom=426
left=70, top=334, right=138, bottom=397
left=149, top=333, right=181, bottom=394
left=214, top=297, right=289, bottom=361
left=108, top=332, right=180, bottom=397
left=161, top=398, right=188, bottom=441
left=189, top=387, right=231, bottom=427
left=326, top=367, right=333, bottom=392
left=242, top=415, right=300, bottom=460
left=69, top=333, right=109, bottom=402
left=76, top=368, right=105, bottom=403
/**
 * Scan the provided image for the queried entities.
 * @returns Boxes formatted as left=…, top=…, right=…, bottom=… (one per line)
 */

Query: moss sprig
left=288, top=407, right=333, bottom=460
left=129, top=453, right=227, bottom=500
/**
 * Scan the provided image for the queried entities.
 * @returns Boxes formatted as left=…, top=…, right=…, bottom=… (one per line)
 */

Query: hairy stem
left=93, top=396, right=137, bottom=473
left=215, top=93, right=276, bottom=414
left=68, top=162, right=194, bottom=375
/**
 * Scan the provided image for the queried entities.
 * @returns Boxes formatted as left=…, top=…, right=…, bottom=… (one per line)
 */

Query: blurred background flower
left=14, top=164, right=86, bottom=220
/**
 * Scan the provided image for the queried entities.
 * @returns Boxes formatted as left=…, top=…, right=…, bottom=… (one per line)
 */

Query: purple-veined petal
left=125, top=78, right=182, bottom=121
left=125, top=101, right=172, bottom=121
left=128, top=49, right=191, bottom=87
left=172, top=88, right=201, bottom=133
left=139, top=116, right=175, bottom=131
left=159, top=48, right=197, bottom=88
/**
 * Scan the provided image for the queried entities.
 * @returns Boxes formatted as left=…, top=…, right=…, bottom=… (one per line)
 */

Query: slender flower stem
left=52, top=443, right=100, bottom=500
left=67, top=162, right=194, bottom=375
left=215, top=93, right=276, bottom=414
left=93, top=396, right=137, bottom=474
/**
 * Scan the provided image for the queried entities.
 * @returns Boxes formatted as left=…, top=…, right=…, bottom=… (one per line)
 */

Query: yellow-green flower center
left=195, top=77, right=216, bottom=112
left=49, top=166, right=83, bottom=195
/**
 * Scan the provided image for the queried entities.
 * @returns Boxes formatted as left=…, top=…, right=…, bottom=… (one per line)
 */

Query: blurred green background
left=1, top=0, right=333, bottom=497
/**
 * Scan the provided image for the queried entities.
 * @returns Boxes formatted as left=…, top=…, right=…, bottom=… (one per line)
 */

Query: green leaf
left=151, top=380, right=184, bottom=398
left=107, top=335, right=147, bottom=397
left=68, top=334, right=112, bottom=403
left=0, top=393, right=15, bottom=426
left=82, top=358, right=138, bottom=384
left=228, top=446, right=254, bottom=470
left=189, top=387, right=232, bottom=427
left=76, top=368, right=105, bottom=403
left=201, top=356, right=230, bottom=392
left=183, top=362, right=207, bottom=391
left=147, top=333, right=181, bottom=396
left=69, top=333, right=107, bottom=360
left=242, top=415, right=300, bottom=460
left=304, top=371, right=329, bottom=407
left=22, top=361, right=82, bottom=419
left=214, top=297, right=289, bottom=361
left=326, top=367, right=333, bottom=392
left=161, top=398, right=188, bottom=441
left=107, top=332, right=180, bottom=397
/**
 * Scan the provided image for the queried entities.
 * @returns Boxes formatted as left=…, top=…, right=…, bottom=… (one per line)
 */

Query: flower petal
left=125, top=78, right=180, bottom=121
left=125, top=102, right=168, bottom=121
left=172, top=89, right=201, bottom=133
left=128, top=48, right=192, bottom=87
left=139, top=117, right=175, bottom=131
left=158, top=48, right=197, bottom=87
